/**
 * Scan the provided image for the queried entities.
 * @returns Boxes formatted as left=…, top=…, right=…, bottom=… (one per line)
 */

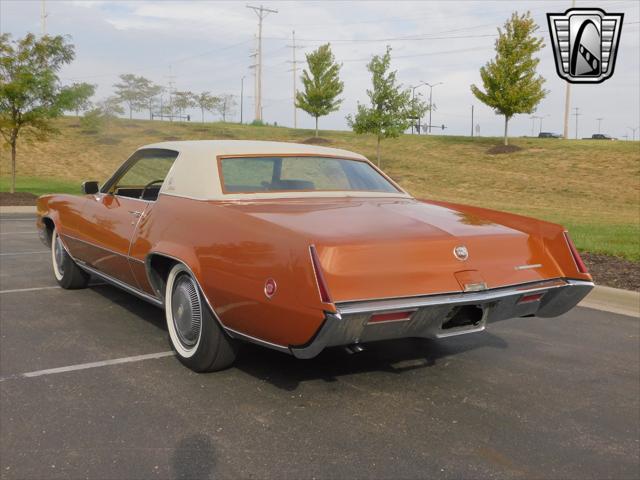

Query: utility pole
left=164, top=66, right=176, bottom=122
left=247, top=4, right=278, bottom=122
left=596, top=117, right=603, bottom=134
left=471, top=105, right=474, bottom=138
left=249, top=35, right=258, bottom=121
left=572, top=107, right=581, bottom=139
left=287, top=30, right=305, bottom=128
left=424, top=81, right=443, bottom=134
left=628, top=126, right=639, bottom=141
left=240, top=76, right=245, bottom=124
left=41, top=0, right=47, bottom=35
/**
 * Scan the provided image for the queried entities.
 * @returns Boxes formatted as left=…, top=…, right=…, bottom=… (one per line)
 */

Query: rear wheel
left=165, top=263, right=237, bottom=372
left=51, top=229, right=90, bottom=289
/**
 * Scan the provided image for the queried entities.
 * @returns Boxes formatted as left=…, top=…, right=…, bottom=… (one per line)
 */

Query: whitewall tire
left=51, top=229, right=90, bottom=289
left=165, top=263, right=237, bottom=372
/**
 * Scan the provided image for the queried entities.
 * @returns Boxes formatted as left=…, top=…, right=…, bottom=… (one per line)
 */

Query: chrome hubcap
left=54, top=235, right=65, bottom=276
left=171, top=274, right=202, bottom=348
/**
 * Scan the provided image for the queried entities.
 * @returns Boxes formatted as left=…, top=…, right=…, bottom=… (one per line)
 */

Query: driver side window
left=108, top=149, right=178, bottom=201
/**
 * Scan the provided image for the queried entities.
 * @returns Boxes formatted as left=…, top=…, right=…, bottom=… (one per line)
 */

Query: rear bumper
left=290, top=278, right=594, bottom=359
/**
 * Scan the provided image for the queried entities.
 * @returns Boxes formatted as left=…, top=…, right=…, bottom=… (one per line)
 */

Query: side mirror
left=82, top=181, right=99, bottom=195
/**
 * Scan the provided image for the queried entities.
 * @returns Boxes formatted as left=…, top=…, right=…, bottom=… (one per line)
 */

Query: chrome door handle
left=128, top=210, right=142, bottom=217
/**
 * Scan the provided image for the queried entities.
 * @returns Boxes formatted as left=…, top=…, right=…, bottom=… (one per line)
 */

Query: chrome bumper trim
left=290, top=279, right=594, bottom=359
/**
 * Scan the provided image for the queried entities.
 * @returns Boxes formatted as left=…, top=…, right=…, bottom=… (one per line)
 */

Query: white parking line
left=0, top=286, right=60, bottom=294
left=0, top=251, right=49, bottom=256
left=0, top=351, right=175, bottom=382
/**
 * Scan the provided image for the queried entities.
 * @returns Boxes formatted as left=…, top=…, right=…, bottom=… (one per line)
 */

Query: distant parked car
left=588, top=134, right=616, bottom=140
left=538, top=132, right=562, bottom=138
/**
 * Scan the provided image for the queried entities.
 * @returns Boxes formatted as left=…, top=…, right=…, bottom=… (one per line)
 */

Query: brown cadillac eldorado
left=36, top=140, right=594, bottom=372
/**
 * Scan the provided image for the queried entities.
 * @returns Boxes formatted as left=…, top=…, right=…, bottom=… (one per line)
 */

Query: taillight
left=309, top=245, right=332, bottom=304
left=563, top=232, right=588, bottom=274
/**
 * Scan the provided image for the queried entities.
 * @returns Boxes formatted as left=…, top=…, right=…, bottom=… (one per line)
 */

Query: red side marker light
left=369, top=310, right=416, bottom=324
left=518, top=292, right=544, bottom=304
left=563, top=232, right=589, bottom=274
left=309, top=245, right=332, bottom=304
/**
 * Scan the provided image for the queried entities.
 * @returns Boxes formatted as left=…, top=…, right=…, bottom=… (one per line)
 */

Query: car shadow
left=85, top=281, right=509, bottom=392
left=88, top=282, right=167, bottom=331
left=232, top=332, right=508, bottom=392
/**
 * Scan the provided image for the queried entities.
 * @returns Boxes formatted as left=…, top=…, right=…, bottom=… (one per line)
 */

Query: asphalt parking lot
left=0, top=214, right=638, bottom=480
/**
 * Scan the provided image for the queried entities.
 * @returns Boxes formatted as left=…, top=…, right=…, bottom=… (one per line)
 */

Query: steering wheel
left=140, top=179, right=164, bottom=200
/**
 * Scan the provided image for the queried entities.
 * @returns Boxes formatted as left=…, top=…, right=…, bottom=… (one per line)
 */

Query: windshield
left=219, top=156, right=400, bottom=194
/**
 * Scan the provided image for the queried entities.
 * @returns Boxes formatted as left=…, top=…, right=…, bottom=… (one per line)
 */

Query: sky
left=2, top=0, right=639, bottom=139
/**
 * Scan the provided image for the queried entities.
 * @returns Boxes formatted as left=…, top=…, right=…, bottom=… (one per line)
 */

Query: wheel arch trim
left=144, top=251, right=290, bottom=353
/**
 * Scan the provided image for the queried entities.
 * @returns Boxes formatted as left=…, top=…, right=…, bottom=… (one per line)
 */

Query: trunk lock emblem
left=454, top=246, right=469, bottom=261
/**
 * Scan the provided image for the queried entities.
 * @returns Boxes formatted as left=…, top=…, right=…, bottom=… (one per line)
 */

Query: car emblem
left=264, top=278, right=277, bottom=299
left=547, top=8, right=624, bottom=84
left=453, top=246, right=469, bottom=261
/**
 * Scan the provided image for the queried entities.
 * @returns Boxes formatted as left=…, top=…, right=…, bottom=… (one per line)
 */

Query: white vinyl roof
left=139, top=140, right=410, bottom=201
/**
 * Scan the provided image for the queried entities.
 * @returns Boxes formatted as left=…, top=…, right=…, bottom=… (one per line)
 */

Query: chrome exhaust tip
left=345, top=344, right=365, bottom=354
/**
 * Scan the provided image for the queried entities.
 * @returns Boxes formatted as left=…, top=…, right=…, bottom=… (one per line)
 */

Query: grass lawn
left=1, top=116, right=638, bottom=260
left=0, top=176, right=80, bottom=195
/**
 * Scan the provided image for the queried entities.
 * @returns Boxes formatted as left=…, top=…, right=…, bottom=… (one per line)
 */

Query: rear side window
left=219, top=156, right=399, bottom=194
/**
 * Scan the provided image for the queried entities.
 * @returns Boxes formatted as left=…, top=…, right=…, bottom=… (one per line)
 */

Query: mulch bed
left=582, top=253, right=639, bottom=291
left=486, top=144, right=523, bottom=155
left=0, top=192, right=37, bottom=206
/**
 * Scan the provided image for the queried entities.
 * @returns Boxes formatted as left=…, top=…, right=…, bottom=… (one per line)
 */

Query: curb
left=0, top=206, right=37, bottom=214
left=579, top=285, right=639, bottom=318
left=0, top=207, right=637, bottom=317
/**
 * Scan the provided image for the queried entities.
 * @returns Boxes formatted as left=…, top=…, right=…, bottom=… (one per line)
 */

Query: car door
left=69, top=149, right=179, bottom=288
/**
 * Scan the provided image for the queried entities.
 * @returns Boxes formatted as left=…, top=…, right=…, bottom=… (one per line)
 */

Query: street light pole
left=424, top=81, right=443, bottom=134
left=409, top=82, right=426, bottom=134
left=596, top=117, right=603, bottom=134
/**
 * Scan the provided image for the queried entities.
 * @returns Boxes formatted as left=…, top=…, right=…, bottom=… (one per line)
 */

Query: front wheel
left=51, top=229, right=90, bottom=289
left=165, top=263, right=237, bottom=372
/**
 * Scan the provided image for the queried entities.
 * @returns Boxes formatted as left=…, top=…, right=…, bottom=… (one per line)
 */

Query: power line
left=247, top=4, right=278, bottom=122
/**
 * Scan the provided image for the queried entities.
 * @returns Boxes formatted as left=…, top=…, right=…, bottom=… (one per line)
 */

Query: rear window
left=219, top=156, right=399, bottom=194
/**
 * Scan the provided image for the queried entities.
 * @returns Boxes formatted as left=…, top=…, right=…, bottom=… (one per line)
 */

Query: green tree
left=471, top=11, right=547, bottom=145
left=98, top=96, right=125, bottom=118
left=194, top=92, right=220, bottom=123
left=80, top=99, right=123, bottom=134
left=113, top=73, right=148, bottom=119
left=139, top=79, right=162, bottom=120
left=296, top=43, right=344, bottom=137
left=0, top=33, right=83, bottom=193
left=173, top=91, right=196, bottom=120
left=67, top=82, right=95, bottom=117
left=216, top=94, right=236, bottom=122
left=347, top=46, right=427, bottom=166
